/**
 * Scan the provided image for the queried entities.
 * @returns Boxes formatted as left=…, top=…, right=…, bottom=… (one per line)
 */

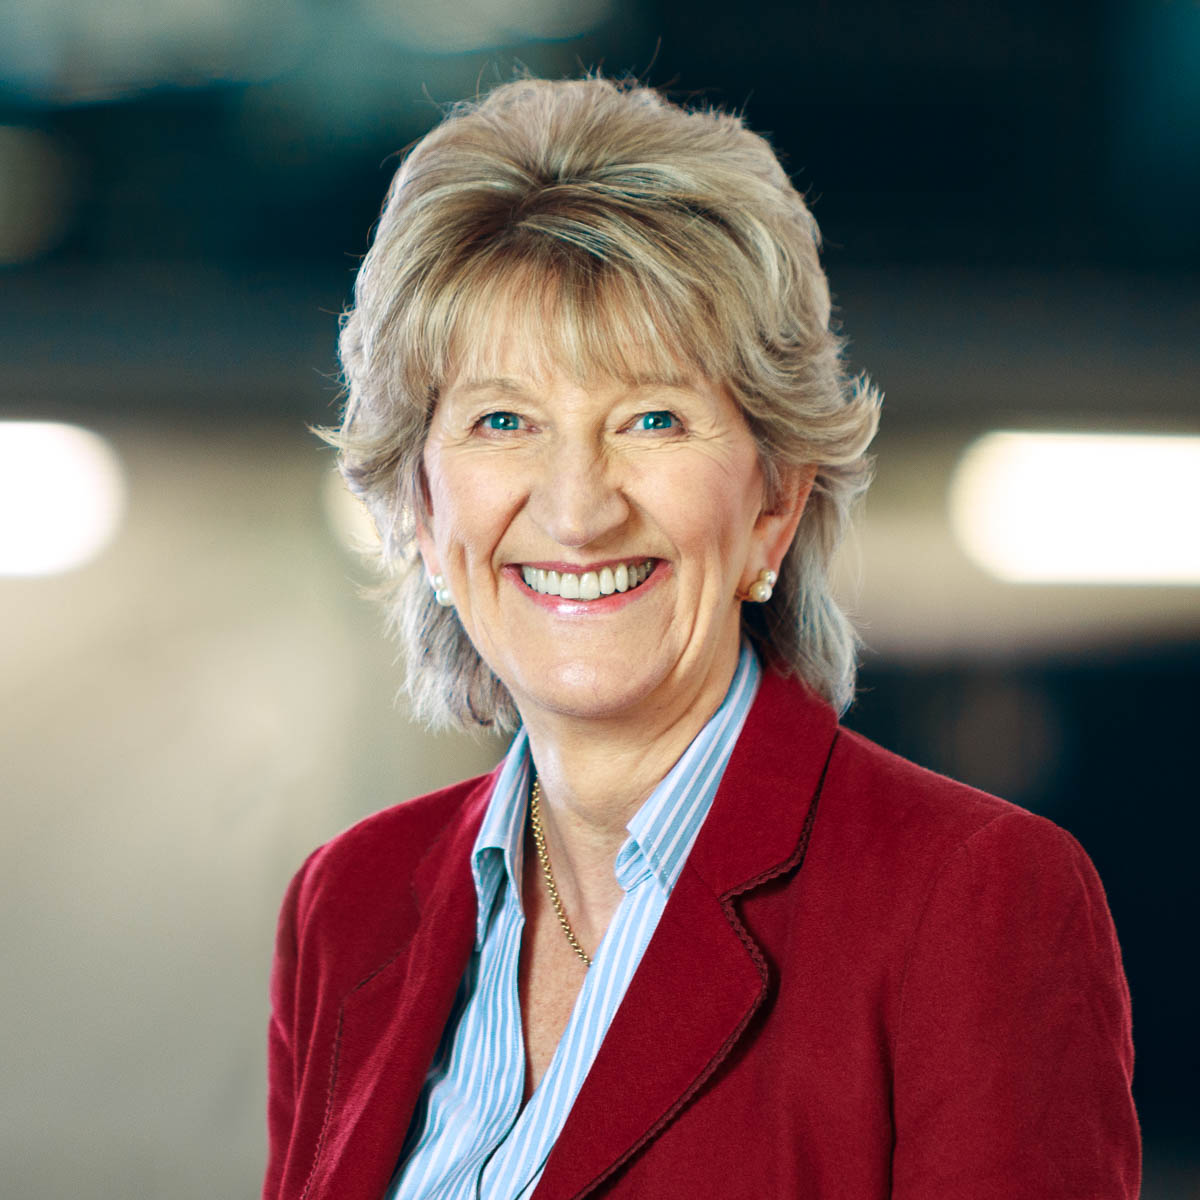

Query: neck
left=517, top=641, right=742, bottom=933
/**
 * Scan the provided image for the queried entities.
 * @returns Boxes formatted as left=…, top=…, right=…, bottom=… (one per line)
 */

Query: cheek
left=428, top=459, right=524, bottom=559
left=652, top=455, right=763, bottom=564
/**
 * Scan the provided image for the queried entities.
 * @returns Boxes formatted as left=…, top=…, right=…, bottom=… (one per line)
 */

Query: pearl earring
left=746, top=568, right=777, bottom=603
left=431, top=574, right=453, bottom=607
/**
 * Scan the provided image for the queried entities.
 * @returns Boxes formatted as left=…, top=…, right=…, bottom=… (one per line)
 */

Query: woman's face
left=416, top=338, right=809, bottom=730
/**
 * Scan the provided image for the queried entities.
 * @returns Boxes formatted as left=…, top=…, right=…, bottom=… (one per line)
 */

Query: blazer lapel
left=534, top=670, right=838, bottom=1200
left=302, top=777, right=494, bottom=1200
left=533, top=866, right=769, bottom=1200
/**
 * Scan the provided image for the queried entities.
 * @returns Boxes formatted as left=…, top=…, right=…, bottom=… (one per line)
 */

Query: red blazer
left=264, top=669, right=1139, bottom=1199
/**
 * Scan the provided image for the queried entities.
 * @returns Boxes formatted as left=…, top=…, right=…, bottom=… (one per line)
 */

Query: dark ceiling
left=1, top=0, right=1197, bottom=424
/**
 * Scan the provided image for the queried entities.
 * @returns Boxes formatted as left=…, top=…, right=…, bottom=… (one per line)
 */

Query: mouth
left=518, top=559, right=656, bottom=602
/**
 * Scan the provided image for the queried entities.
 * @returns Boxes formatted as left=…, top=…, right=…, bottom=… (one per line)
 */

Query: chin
left=512, top=658, right=664, bottom=724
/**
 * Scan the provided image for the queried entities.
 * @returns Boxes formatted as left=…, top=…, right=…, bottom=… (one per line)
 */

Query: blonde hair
left=331, top=75, right=881, bottom=730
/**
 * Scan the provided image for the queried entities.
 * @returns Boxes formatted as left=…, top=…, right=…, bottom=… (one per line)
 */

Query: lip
left=502, top=559, right=666, bottom=614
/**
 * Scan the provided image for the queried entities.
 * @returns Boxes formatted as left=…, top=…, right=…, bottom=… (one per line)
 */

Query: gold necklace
left=529, top=778, right=592, bottom=967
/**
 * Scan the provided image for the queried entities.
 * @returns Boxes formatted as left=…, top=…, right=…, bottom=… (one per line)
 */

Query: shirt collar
left=470, top=644, right=762, bottom=948
left=471, top=729, right=531, bottom=948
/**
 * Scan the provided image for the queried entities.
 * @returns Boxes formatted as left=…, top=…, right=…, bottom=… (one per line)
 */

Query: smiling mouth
left=519, top=560, right=655, bottom=601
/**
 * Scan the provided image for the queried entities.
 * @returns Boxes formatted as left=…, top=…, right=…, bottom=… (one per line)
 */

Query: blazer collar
left=687, top=664, right=838, bottom=897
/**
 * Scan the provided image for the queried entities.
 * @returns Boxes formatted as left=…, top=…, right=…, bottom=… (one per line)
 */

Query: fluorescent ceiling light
left=0, top=422, right=126, bottom=577
left=949, top=431, right=1200, bottom=585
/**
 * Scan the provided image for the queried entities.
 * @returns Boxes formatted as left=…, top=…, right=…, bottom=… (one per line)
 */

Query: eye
left=479, top=411, right=524, bottom=432
left=633, top=411, right=678, bottom=432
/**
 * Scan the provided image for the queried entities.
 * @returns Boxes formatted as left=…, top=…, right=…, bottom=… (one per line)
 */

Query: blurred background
left=2, top=0, right=1197, bottom=1195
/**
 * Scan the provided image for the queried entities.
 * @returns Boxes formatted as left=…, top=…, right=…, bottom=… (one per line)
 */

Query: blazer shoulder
left=287, top=771, right=496, bottom=929
left=819, top=724, right=1095, bottom=896
left=831, top=723, right=1042, bottom=838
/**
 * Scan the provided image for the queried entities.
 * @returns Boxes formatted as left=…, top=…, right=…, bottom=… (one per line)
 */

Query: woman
left=264, top=77, right=1139, bottom=1199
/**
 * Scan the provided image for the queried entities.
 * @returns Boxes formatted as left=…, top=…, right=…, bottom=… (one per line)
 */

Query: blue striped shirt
left=388, top=644, right=761, bottom=1200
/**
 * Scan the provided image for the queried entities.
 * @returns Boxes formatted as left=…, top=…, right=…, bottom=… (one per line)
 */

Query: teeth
left=522, top=560, right=654, bottom=601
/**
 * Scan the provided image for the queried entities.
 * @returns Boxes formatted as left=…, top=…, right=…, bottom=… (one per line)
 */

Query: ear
left=749, top=463, right=817, bottom=577
left=415, top=520, right=439, bottom=582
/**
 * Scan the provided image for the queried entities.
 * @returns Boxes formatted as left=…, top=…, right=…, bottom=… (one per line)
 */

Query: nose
left=526, top=434, right=630, bottom=549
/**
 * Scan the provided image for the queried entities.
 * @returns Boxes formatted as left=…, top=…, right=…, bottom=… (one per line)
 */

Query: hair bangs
left=432, top=246, right=729, bottom=396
